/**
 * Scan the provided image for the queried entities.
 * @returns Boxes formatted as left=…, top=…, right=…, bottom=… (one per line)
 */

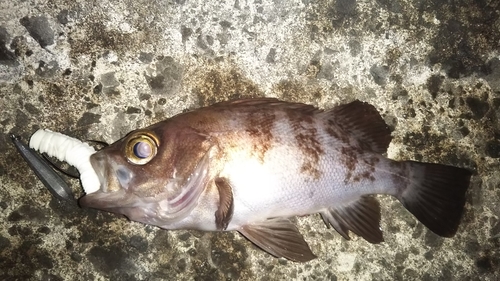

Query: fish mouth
left=77, top=151, right=163, bottom=224
left=88, top=152, right=107, bottom=192
left=79, top=152, right=131, bottom=210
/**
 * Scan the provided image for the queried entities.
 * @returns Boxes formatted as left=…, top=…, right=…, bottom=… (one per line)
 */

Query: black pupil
left=133, top=141, right=151, bottom=159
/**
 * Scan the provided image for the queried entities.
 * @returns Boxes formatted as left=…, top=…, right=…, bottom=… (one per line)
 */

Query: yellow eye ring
left=124, top=132, right=159, bottom=165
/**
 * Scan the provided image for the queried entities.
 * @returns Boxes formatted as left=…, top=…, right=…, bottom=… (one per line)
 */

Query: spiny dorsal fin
left=211, top=98, right=319, bottom=115
left=320, top=196, right=383, bottom=243
left=214, top=177, right=234, bottom=230
left=212, top=97, right=281, bottom=107
left=325, top=100, right=392, bottom=153
left=239, top=218, right=316, bottom=262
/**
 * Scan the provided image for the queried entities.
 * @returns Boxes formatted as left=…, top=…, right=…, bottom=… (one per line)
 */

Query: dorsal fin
left=211, top=98, right=319, bottom=114
left=212, top=98, right=391, bottom=153
left=212, top=97, right=281, bottom=107
left=324, top=100, right=392, bottom=153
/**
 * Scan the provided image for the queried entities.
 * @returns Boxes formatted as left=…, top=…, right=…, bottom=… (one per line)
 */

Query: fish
left=79, top=98, right=472, bottom=262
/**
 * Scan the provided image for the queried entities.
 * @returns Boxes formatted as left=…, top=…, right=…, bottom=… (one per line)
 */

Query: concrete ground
left=1, top=0, right=499, bottom=280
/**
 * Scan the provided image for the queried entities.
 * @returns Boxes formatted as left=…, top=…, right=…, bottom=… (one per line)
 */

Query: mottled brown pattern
left=296, top=131, right=324, bottom=179
left=285, top=109, right=324, bottom=179
left=245, top=111, right=276, bottom=163
left=352, top=171, right=376, bottom=183
left=356, top=156, right=379, bottom=182
left=322, top=101, right=390, bottom=184
left=340, top=146, right=359, bottom=183
left=341, top=147, right=379, bottom=183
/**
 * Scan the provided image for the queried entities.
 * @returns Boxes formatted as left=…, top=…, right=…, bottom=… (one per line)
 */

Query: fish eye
left=133, top=141, right=152, bottom=159
left=124, top=132, right=159, bottom=165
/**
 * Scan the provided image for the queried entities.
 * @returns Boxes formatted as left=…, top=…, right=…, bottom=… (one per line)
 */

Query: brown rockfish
left=80, top=98, right=472, bottom=262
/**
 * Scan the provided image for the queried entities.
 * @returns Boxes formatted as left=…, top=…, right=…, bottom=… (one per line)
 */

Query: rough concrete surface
left=0, top=0, right=499, bottom=280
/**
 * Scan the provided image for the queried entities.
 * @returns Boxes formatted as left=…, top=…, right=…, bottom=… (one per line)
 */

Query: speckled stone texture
left=1, top=0, right=499, bottom=280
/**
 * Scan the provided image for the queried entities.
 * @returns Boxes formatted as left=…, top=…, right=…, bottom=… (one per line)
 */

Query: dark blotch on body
left=340, top=147, right=358, bottom=182
left=36, top=60, right=59, bottom=78
left=181, top=26, right=193, bottom=43
left=138, top=52, right=153, bottom=63
left=245, top=111, right=276, bottom=162
left=8, top=225, right=33, bottom=236
left=286, top=109, right=324, bottom=179
left=296, top=131, right=324, bottom=179
left=330, top=0, right=358, bottom=28
left=475, top=251, right=499, bottom=274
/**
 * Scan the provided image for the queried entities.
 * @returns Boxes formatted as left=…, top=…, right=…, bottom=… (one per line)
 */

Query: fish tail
left=397, top=161, right=472, bottom=237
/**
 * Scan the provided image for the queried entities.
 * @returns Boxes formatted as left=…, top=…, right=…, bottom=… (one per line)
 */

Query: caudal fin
left=398, top=161, right=472, bottom=237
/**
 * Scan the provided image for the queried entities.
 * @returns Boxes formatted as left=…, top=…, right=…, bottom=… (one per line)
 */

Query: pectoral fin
left=238, top=218, right=316, bottom=262
left=320, top=196, right=383, bottom=243
left=214, top=177, right=234, bottom=230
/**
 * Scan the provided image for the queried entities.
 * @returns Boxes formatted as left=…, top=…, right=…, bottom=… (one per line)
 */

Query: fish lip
left=80, top=152, right=133, bottom=209
left=89, top=152, right=107, bottom=193
left=79, top=153, right=107, bottom=208
left=78, top=190, right=99, bottom=208
left=78, top=188, right=127, bottom=209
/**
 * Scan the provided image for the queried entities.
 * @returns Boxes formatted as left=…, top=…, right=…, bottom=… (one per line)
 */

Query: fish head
left=79, top=120, right=213, bottom=227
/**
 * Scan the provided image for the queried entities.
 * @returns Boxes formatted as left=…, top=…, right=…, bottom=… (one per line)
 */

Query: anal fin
left=214, top=177, right=234, bottom=230
left=320, top=196, right=383, bottom=244
left=239, top=218, right=316, bottom=262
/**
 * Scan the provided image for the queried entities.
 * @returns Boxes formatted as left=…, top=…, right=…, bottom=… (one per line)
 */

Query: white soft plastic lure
left=29, top=129, right=100, bottom=194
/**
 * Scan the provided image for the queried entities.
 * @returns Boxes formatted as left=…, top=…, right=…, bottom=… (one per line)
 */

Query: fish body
left=80, top=98, right=471, bottom=262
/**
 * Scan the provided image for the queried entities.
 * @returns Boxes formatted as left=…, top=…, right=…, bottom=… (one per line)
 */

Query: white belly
left=220, top=145, right=352, bottom=230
